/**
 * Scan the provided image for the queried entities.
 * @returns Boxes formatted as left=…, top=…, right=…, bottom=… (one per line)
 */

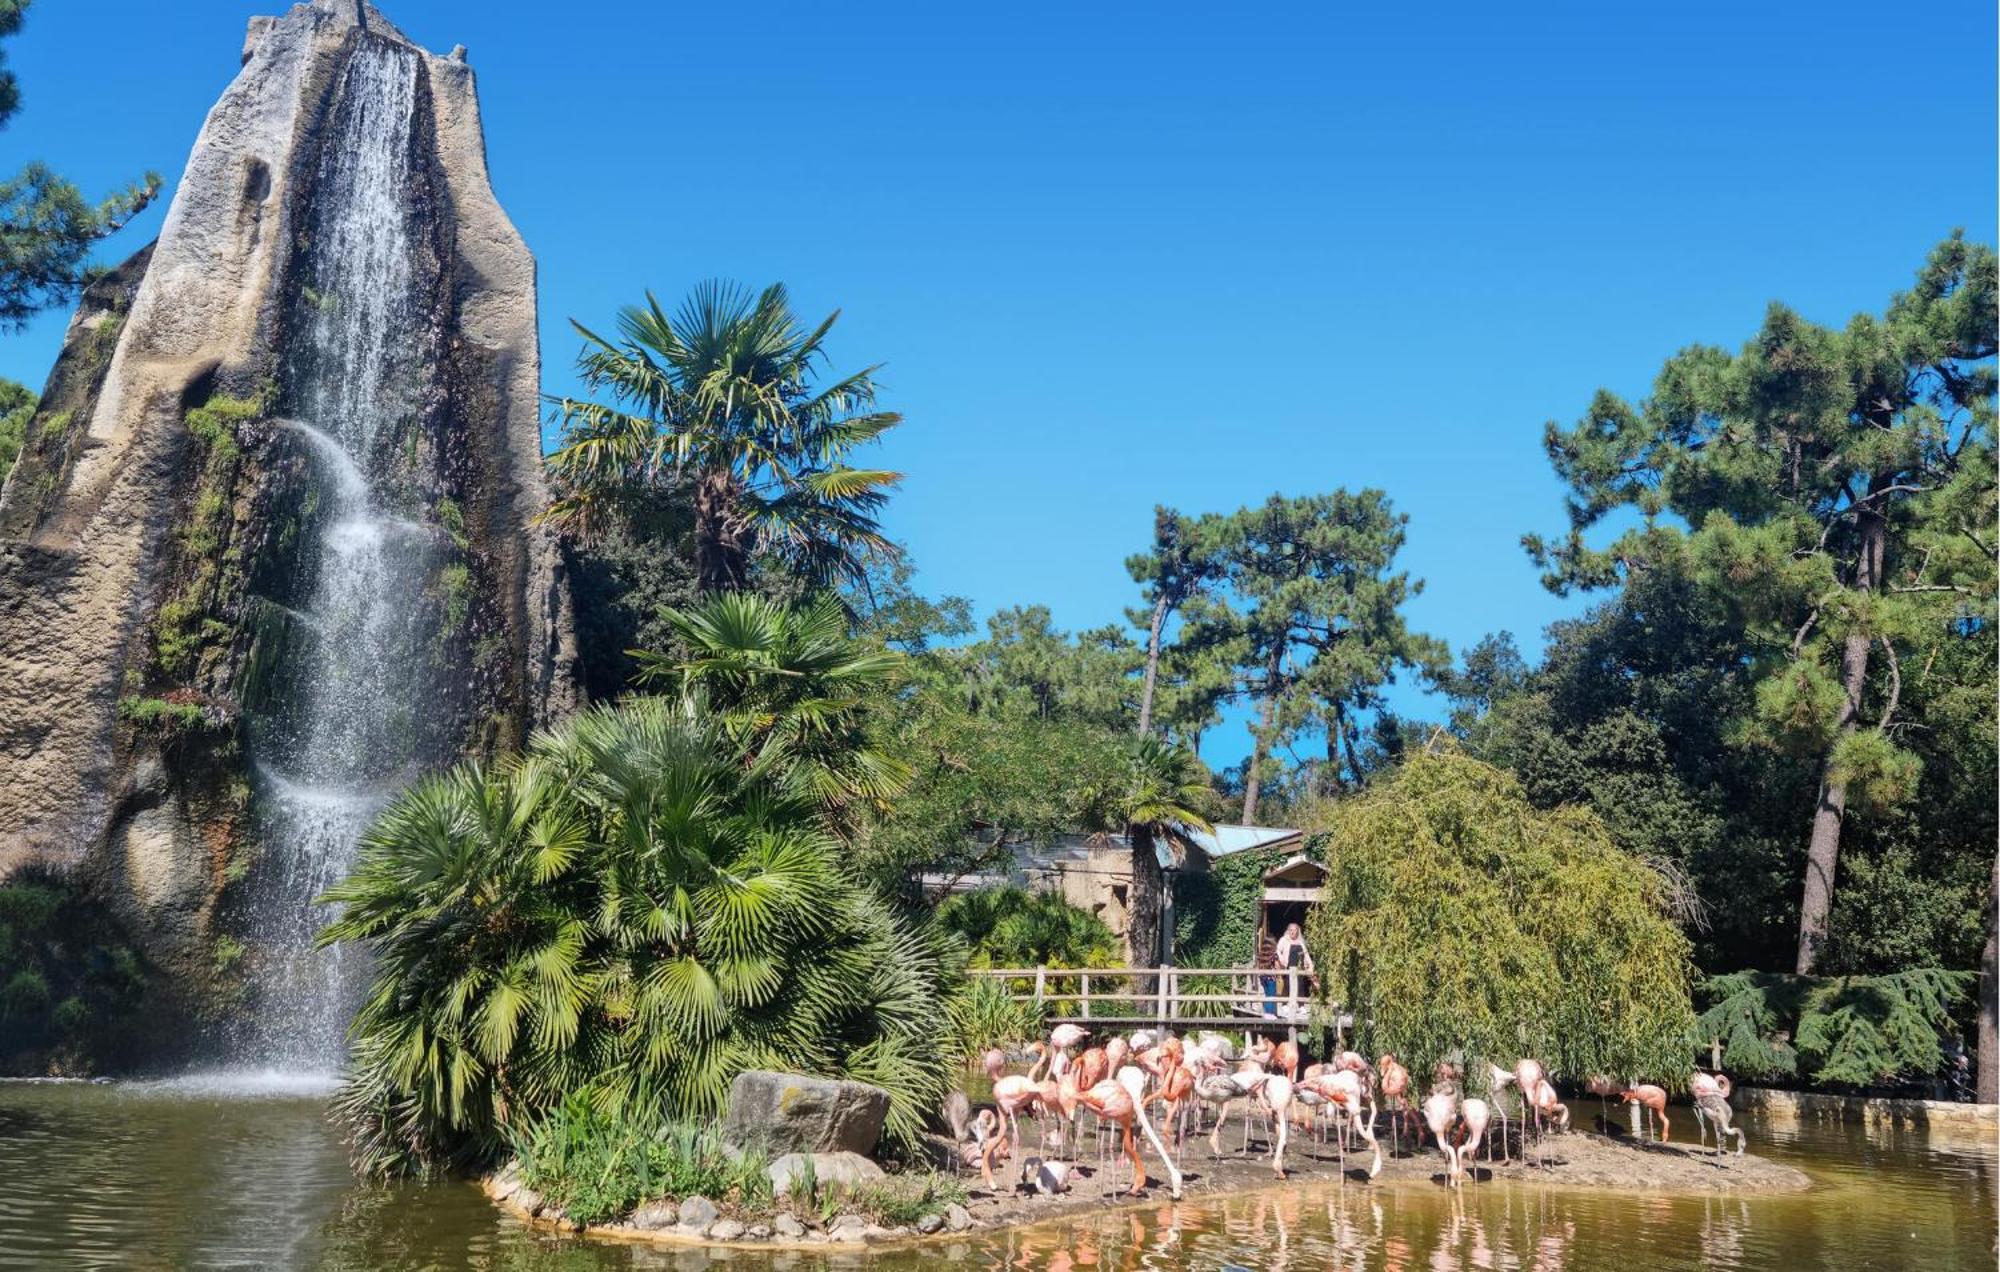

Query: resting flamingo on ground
left=1690, top=1072, right=1745, bottom=1156
left=1621, top=1083, right=1670, bottom=1141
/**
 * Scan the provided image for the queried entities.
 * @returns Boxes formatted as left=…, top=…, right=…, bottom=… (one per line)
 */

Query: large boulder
left=722, top=1070, right=891, bottom=1157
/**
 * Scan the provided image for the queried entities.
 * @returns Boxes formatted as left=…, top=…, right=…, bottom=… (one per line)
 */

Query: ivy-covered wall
left=1172, top=838, right=1325, bottom=967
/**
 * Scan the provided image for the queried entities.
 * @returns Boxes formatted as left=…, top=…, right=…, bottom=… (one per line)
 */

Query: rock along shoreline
left=483, top=1122, right=1814, bottom=1252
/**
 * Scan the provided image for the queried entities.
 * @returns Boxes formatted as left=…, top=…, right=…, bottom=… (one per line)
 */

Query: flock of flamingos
left=964, top=1022, right=1747, bottom=1200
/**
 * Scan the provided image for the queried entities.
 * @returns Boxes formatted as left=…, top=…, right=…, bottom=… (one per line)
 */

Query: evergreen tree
left=1527, top=235, right=1997, bottom=973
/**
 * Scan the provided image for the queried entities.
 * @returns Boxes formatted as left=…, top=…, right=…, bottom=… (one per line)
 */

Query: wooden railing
left=965, top=965, right=1320, bottom=1030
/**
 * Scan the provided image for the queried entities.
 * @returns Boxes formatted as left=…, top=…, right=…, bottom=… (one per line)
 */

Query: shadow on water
left=0, top=1080, right=1992, bottom=1270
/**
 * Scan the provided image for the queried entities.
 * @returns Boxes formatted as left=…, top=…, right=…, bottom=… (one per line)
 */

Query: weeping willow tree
left=1307, top=751, right=1697, bottom=1091
left=320, top=694, right=955, bottom=1177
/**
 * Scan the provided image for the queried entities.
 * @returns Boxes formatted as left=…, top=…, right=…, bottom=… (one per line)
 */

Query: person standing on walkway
left=1256, top=931, right=1280, bottom=1017
left=1273, top=922, right=1314, bottom=1017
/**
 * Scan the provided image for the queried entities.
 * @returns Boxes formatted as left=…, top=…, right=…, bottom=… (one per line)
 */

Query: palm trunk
left=1795, top=505, right=1884, bottom=974
left=1137, top=596, right=1169, bottom=736
left=1979, top=844, right=1998, bottom=1104
left=692, top=466, right=750, bottom=594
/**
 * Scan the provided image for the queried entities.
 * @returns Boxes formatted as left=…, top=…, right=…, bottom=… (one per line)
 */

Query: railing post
left=1034, top=967, right=1046, bottom=1007
left=1157, top=965, right=1168, bottom=1028
left=1081, top=972, right=1091, bottom=1020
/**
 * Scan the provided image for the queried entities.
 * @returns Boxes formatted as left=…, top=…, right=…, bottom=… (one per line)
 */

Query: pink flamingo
left=1585, top=1074, right=1623, bottom=1131
left=1273, top=1039, right=1301, bottom=1081
left=1424, top=1088, right=1463, bottom=1185
left=1621, top=1083, right=1670, bottom=1141
left=1690, top=1072, right=1745, bottom=1156
left=1076, top=1072, right=1184, bottom=1197
left=1380, top=1053, right=1414, bottom=1150
left=1257, top=1072, right=1297, bottom=1177
left=986, top=1043, right=1051, bottom=1185
left=1457, top=1097, right=1492, bottom=1182
left=1301, top=1068, right=1382, bottom=1176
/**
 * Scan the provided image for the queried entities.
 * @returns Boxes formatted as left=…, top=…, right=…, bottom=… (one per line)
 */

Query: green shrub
left=1307, top=751, right=1697, bottom=1087
left=118, top=695, right=211, bottom=734
left=0, top=868, right=151, bottom=1073
left=946, top=975, right=1045, bottom=1060
left=509, top=1091, right=769, bottom=1227
left=321, top=693, right=956, bottom=1178
left=438, top=562, right=471, bottom=632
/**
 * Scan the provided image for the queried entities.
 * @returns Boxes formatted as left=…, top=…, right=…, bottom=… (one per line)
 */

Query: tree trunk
left=1979, top=844, right=1998, bottom=1104
left=1137, top=596, right=1168, bottom=736
left=692, top=466, right=749, bottom=594
left=1796, top=506, right=1884, bottom=974
left=1128, top=823, right=1164, bottom=991
left=1242, top=697, right=1274, bottom=826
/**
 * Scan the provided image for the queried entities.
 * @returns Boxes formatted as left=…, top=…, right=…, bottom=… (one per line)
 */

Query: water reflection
left=0, top=1082, right=1990, bottom=1270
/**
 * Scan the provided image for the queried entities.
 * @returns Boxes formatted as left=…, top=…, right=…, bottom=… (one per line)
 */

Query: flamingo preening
left=1423, top=1088, right=1464, bottom=1185
left=1621, top=1083, right=1670, bottom=1142
left=1690, top=1072, right=1745, bottom=1157
left=1457, top=1097, right=1492, bottom=1180
left=1379, top=1053, right=1414, bottom=1151
left=1300, top=1067, right=1383, bottom=1177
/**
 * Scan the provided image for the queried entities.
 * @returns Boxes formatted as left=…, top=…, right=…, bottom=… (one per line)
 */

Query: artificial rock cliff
left=0, top=0, right=577, bottom=1039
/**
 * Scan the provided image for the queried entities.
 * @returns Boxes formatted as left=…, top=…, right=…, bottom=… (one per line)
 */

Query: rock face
left=0, top=0, right=578, bottom=1038
left=722, top=1070, right=892, bottom=1158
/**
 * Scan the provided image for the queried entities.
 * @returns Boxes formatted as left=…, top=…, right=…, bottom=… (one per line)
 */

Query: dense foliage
left=937, top=886, right=1119, bottom=969
left=0, top=867, right=151, bottom=1073
left=320, top=694, right=955, bottom=1177
left=1526, top=234, right=1996, bottom=973
left=1694, top=969, right=1973, bottom=1090
left=1306, top=751, right=1698, bottom=1089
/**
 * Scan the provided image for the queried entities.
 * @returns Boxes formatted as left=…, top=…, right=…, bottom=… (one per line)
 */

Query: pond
left=0, top=1074, right=1991, bottom=1270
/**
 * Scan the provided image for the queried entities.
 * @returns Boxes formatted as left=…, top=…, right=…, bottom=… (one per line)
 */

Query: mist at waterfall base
left=214, top=38, right=449, bottom=1086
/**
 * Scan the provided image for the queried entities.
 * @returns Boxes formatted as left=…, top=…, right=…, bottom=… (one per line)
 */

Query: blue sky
left=4, top=1, right=1994, bottom=765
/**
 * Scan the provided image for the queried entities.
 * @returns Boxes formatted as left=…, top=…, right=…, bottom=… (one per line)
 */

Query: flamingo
left=1301, top=1068, right=1382, bottom=1177
left=1527, top=1077, right=1570, bottom=1132
left=1273, top=1039, right=1301, bottom=1081
left=1584, top=1074, right=1623, bottom=1132
left=1143, top=1060, right=1197, bottom=1145
left=1457, top=1097, right=1492, bottom=1182
left=986, top=1043, right=1052, bottom=1185
left=1258, top=1072, right=1297, bottom=1177
left=1424, top=1088, right=1463, bottom=1185
left=1621, top=1083, right=1671, bottom=1142
left=1076, top=1073, right=1183, bottom=1198
left=1195, top=1067, right=1260, bottom=1158
left=1379, top=1053, right=1414, bottom=1151
left=1048, top=1023, right=1089, bottom=1077
left=1690, top=1072, right=1745, bottom=1157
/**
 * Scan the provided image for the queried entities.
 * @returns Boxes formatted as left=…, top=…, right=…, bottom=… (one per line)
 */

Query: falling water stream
left=241, top=37, right=439, bottom=1073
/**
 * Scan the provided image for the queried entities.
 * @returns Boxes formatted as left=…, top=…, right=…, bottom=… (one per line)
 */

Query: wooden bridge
left=966, top=965, right=1343, bottom=1044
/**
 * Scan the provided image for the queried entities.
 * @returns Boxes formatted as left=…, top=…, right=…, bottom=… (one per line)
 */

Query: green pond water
left=0, top=1074, right=1991, bottom=1270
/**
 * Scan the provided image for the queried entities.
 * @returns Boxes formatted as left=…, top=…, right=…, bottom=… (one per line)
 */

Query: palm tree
left=1115, top=736, right=1214, bottom=979
left=318, top=695, right=953, bottom=1178
left=541, top=281, right=903, bottom=594
left=634, top=592, right=913, bottom=827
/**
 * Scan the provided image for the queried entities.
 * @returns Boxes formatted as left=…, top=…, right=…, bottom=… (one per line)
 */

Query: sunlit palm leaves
left=634, top=592, right=912, bottom=827
left=320, top=696, right=951, bottom=1177
left=541, top=281, right=903, bottom=593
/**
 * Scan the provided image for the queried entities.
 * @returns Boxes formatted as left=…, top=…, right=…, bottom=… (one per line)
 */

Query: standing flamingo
left=1258, top=1072, right=1297, bottom=1177
left=1424, top=1088, right=1463, bottom=1185
left=1195, top=1067, right=1260, bottom=1158
left=1585, top=1075, right=1623, bottom=1132
left=1690, top=1072, right=1745, bottom=1157
left=1457, top=1098, right=1492, bottom=1182
left=1048, top=1023, right=1089, bottom=1078
left=1379, top=1054, right=1413, bottom=1151
left=1621, top=1083, right=1671, bottom=1142
left=986, top=1042, right=1052, bottom=1185
left=1076, top=1073, right=1184, bottom=1198
left=1301, top=1068, right=1383, bottom=1176
left=1273, top=1039, right=1301, bottom=1081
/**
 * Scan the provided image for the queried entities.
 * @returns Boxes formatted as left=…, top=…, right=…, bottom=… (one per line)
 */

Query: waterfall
left=244, top=38, right=442, bottom=1072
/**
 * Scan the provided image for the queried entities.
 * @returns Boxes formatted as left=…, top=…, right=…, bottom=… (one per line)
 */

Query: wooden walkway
left=966, top=965, right=1336, bottom=1043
